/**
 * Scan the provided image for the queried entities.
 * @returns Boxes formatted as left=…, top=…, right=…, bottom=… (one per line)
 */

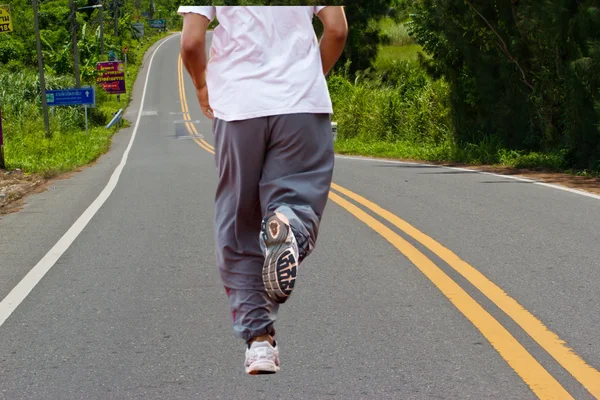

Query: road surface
left=1, top=33, right=599, bottom=400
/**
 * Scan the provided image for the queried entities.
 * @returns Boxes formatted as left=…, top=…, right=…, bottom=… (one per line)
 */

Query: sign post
left=46, top=87, right=96, bottom=135
left=0, top=4, right=13, bottom=33
left=96, top=61, right=126, bottom=95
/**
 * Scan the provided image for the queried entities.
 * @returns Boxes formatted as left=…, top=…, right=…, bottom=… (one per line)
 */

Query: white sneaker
left=261, top=212, right=300, bottom=304
left=245, top=341, right=280, bottom=375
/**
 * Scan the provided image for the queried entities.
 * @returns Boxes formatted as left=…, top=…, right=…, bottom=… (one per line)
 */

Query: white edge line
left=335, top=154, right=600, bottom=201
left=0, top=34, right=180, bottom=328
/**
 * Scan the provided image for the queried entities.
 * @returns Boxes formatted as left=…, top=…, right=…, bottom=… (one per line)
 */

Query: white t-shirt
left=177, top=6, right=333, bottom=122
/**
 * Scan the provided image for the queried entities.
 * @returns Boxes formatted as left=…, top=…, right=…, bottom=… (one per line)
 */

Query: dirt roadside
left=0, top=169, right=80, bottom=216
left=0, top=170, right=46, bottom=215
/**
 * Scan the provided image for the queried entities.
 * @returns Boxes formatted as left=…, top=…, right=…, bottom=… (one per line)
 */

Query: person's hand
left=197, top=85, right=213, bottom=120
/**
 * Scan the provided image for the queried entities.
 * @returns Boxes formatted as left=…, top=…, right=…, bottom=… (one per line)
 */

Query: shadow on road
left=417, top=170, right=480, bottom=175
left=345, top=158, right=600, bottom=196
left=371, top=164, right=440, bottom=169
left=479, top=180, right=533, bottom=184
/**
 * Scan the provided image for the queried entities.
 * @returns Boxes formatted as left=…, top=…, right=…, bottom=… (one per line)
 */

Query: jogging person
left=179, top=6, right=348, bottom=375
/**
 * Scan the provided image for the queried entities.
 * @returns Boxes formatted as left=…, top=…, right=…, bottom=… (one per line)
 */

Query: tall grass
left=0, top=72, right=82, bottom=131
left=0, top=69, right=118, bottom=176
left=329, top=60, right=452, bottom=146
left=329, top=60, right=573, bottom=171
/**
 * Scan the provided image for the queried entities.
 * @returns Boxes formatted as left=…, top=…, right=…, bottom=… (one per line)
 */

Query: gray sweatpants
left=212, top=113, right=335, bottom=342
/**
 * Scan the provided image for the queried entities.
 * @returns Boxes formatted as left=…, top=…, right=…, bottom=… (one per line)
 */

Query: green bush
left=0, top=40, right=23, bottom=64
left=329, top=60, right=452, bottom=146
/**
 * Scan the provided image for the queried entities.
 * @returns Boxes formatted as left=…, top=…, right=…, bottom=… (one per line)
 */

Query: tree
left=336, top=0, right=393, bottom=75
left=409, top=0, right=600, bottom=169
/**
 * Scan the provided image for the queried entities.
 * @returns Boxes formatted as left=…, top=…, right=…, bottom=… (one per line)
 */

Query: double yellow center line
left=177, top=55, right=215, bottom=155
left=176, top=54, right=600, bottom=399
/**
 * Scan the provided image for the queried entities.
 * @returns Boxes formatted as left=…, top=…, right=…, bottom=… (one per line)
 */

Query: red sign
left=96, top=61, right=126, bottom=94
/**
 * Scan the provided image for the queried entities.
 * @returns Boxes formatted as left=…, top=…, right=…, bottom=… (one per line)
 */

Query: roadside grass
left=334, top=137, right=573, bottom=173
left=4, top=121, right=114, bottom=178
left=2, top=32, right=168, bottom=177
left=334, top=137, right=454, bottom=162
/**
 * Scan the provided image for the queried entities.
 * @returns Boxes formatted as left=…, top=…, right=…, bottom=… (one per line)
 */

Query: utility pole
left=33, top=0, right=50, bottom=138
left=114, top=0, right=119, bottom=37
left=0, top=105, right=5, bottom=169
left=99, top=5, right=104, bottom=54
left=70, top=0, right=81, bottom=88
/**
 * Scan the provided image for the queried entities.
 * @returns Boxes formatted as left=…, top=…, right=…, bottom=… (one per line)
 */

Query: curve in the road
left=330, top=183, right=600, bottom=398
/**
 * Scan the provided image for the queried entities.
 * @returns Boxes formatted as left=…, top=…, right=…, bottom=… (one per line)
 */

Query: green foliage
left=379, top=17, right=414, bottom=46
left=2, top=0, right=596, bottom=175
left=334, top=136, right=570, bottom=171
left=5, top=124, right=115, bottom=176
left=329, top=60, right=452, bottom=146
left=0, top=0, right=169, bottom=174
left=328, top=36, right=578, bottom=172
left=336, top=1, right=395, bottom=76
left=0, top=70, right=113, bottom=174
left=408, top=0, right=600, bottom=170
left=377, top=44, right=423, bottom=64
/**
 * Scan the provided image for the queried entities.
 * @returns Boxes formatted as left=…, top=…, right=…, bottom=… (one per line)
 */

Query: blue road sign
left=46, top=87, right=95, bottom=107
left=149, top=19, right=166, bottom=29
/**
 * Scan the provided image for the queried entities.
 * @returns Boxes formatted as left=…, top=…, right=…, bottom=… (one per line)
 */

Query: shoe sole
left=246, top=361, right=280, bottom=375
left=262, top=215, right=298, bottom=304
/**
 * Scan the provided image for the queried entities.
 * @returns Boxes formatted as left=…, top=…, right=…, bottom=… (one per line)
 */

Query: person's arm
left=179, top=7, right=214, bottom=118
left=180, top=12, right=211, bottom=91
left=316, top=6, right=348, bottom=76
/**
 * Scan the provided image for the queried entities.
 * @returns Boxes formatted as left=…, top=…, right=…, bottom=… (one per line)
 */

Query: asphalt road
left=1, top=33, right=599, bottom=400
